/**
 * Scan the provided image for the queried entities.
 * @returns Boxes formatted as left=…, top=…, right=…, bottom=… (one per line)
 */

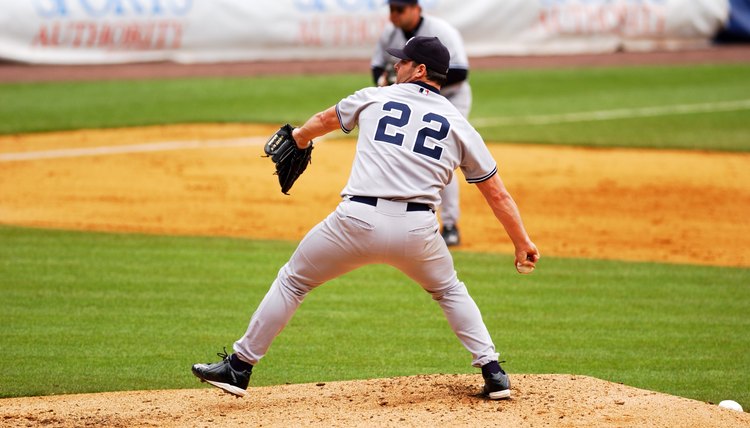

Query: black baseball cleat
left=192, top=349, right=252, bottom=397
left=441, top=225, right=460, bottom=246
left=482, top=364, right=511, bottom=400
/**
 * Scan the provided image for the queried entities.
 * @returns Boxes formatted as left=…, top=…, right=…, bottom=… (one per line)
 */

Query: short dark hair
left=426, top=68, right=447, bottom=86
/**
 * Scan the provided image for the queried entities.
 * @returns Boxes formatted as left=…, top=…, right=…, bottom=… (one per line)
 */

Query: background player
left=371, top=0, right=471, bottom=246
left=192, top=36, right=539, bottom=400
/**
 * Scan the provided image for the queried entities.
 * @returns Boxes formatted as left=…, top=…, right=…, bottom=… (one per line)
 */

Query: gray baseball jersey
left=336, top=81, right=495, bottom=209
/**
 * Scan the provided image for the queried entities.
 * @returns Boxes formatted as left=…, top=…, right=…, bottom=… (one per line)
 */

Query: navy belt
left=350, top=196, right=432, bottom=212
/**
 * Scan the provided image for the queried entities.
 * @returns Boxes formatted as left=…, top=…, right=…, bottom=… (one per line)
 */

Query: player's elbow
left=316, top=107, right=341, bottom=132
left=487, top=188, right=513, bottom=207
left=476, top=176, right=515, bottom=209
left=476, top=175, right=507, bottom=199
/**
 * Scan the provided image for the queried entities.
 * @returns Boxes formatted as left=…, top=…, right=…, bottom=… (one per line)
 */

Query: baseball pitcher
left=192, top=37, right=540, bottom=400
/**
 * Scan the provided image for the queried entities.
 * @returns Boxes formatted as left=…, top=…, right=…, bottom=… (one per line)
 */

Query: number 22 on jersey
left=374, top=101, right=449, bottom=161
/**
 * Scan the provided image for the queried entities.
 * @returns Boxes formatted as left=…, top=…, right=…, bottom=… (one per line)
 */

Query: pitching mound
left=2, top=374, right=748, bottom=427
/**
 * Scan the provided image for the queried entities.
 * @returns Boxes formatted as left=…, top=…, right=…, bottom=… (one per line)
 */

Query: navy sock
left=229, top=354, right=253, bottom=372
left=481, top=360, right=503, bottom=377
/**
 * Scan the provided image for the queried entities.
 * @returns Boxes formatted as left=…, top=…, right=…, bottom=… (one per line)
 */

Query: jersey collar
left=410, top=81, right=441, bottom=95
left=402, top=17, right=424, bottom=40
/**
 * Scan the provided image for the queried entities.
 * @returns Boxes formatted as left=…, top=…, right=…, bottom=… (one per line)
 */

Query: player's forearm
left=476, top=175, right=533, bottom=250
left=293, top=106, right=340, bottom=148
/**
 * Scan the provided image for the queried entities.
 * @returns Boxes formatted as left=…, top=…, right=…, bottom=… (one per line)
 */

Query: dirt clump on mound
left=2, top=374, right=748, bottom=427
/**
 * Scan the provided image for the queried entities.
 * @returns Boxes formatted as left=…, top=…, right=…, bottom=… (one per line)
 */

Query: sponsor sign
left=0, top=0, right=730, bottom=64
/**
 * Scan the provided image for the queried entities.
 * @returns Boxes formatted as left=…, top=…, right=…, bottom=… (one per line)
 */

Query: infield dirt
left=1, top=124, right=749, bottom=426
left=1, top=124, right=749, bottom=266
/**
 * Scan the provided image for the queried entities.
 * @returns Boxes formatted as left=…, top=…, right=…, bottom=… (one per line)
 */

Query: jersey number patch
left=374, top=101, right=449, bottom=161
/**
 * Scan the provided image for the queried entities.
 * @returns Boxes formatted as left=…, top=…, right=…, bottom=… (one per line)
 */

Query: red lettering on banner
left=163, top=21, right=181, bottom=49
left=298, top=15, right=388, bottom=47
left=98, top=25, right=114, bottom=47
left=31, top=20, right=183, bottom=50
left=33, top=22, right=62, bottom=46
left=538, top=4, right=666, bottom=36
left=69, top=22, right=85, bottom=47
left=300, top=17, right=323, bottom=46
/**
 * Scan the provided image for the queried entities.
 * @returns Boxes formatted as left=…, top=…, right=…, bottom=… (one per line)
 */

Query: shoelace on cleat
left=217, top=347, right=230, bottom=362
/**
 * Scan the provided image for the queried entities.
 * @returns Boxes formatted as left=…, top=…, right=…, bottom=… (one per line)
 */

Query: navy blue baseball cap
left=388, top=0, right=418, bottom=5
left=386, top=36, right=450, bottom=74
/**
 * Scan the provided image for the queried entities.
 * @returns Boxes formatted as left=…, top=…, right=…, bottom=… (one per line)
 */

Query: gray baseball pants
left=233, top=197, right=499, bottom=368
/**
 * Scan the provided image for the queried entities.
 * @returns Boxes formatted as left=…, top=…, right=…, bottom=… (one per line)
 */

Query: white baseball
left=516, top=262, right=534, bottom=274
left=718, top=400, right=743, bottom=412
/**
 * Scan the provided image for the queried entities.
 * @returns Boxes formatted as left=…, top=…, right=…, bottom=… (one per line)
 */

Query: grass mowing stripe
left=1, top=225, right=748, bottom=408
left=0, top=74, right=369, bottom=134
left=471, top=98, right=750, bottom=126
left=468, top=63, right=750, bottom=151
left=482, top=111, right=750, bottom=151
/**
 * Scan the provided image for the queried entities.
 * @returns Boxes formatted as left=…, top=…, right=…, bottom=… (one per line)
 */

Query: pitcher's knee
left=276, top=266, right=316, bottom=300
left=427, top=279, right=466, bottom=301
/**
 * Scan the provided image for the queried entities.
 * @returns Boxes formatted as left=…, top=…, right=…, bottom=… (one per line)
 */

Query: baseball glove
left=264, top=124, right=313, bottom=195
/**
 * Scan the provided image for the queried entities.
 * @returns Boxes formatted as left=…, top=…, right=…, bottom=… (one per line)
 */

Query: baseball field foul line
left=471, top=99, right=750, bottom=127
left=0, top=137, right=267, bottom=162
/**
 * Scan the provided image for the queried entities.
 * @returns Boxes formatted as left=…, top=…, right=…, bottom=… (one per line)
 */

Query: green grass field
left=1, top=63, right=749, bottom=409
left=1, top=226, right=748, bottom=406
left=1, top=63, right=749, bottom=151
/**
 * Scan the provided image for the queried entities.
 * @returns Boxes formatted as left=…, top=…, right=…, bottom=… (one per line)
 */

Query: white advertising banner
left=0, top=0, right=730, bottom=64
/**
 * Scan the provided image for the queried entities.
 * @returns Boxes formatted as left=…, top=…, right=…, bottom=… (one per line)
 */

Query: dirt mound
left=2, top=374, right=748, bottom=427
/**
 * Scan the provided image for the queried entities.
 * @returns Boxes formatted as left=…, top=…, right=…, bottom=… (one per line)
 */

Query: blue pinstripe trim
left=335, top=104, right=352, bottom=134
left=466, top=166, right=497, bottom=183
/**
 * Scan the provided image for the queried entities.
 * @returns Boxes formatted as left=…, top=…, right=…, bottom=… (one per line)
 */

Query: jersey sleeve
left=458, top=126, right=497, bottom=183
left=335, top=87, right=378, bottom=134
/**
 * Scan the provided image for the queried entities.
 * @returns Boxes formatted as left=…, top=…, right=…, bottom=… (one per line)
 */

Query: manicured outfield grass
left=1, top=63, right=749, bottom=151
left=1, top=226, right=748, bottom=408
left=471, top=64, right=750, bottom=151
